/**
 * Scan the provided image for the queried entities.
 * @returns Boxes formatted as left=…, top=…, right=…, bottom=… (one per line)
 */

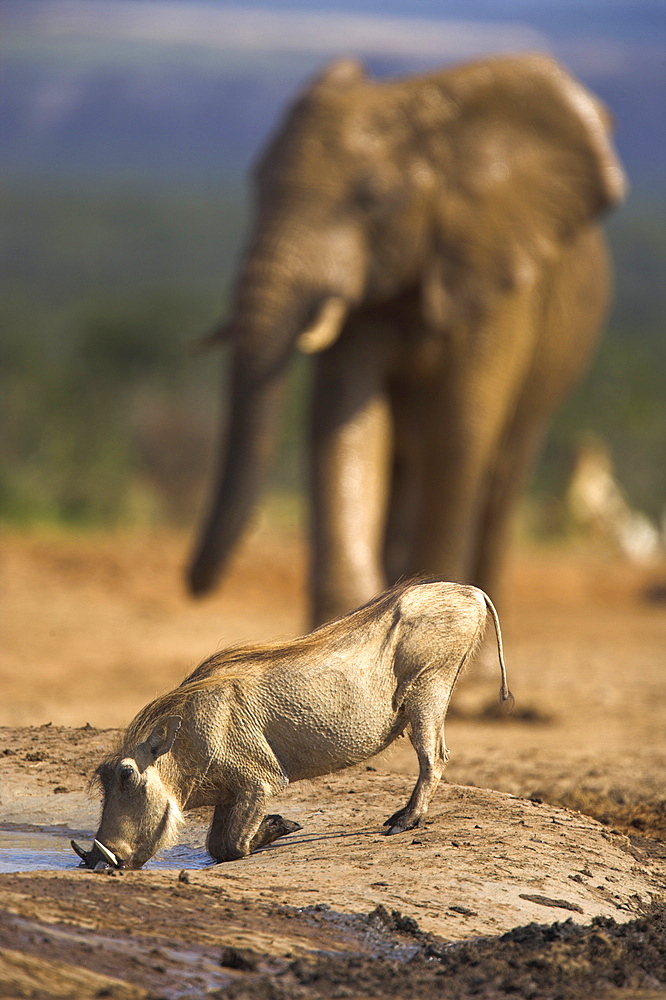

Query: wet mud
left=225, top=902, right=666, bottom=1000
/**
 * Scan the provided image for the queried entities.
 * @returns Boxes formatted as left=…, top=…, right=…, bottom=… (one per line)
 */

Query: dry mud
left=0, top=528, right=665, bottom=998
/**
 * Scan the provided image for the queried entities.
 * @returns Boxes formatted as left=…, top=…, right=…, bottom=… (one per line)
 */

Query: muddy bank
left=1, top=873, right=664, bottom=999
left=1, top=531, right=665, bottom=998
left=2, top=725, right=665, bottom=933
left=1, top=724, right=665, bottom=998
left=223, top=903, right=666, bottom=1000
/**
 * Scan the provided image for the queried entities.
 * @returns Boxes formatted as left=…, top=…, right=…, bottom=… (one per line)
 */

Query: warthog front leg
left=207, top=782, right=300, bottom=862
left=384, top=672, right=453, bottom=835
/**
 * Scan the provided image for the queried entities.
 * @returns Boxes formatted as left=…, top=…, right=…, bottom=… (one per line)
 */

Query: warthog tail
left=481, top=592, right=514, bottom=712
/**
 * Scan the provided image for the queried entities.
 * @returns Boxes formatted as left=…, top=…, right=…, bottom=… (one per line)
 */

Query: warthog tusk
left=70, top=839, right=90, bottom=863
left=297, top=297, right=347, bottom=354
left=94, top=839, right=119, bottom=868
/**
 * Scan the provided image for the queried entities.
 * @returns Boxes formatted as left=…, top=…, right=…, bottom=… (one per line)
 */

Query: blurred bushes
left=0, top=284, right=222, bottom=525
left=534, top=204, right=666, bottom=527
left=1, top=177, right=664, bottom=532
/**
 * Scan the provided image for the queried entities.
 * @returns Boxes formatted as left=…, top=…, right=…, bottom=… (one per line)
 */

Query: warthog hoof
left=250, top=814, right=302, bottom=852
left=383, top=809, right=422, bottom=836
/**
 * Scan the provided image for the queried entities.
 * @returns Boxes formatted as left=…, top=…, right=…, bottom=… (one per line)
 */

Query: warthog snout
left=71, top=838, right=123, bottom=870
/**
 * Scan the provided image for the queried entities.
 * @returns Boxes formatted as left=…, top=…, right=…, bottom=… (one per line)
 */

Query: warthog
left=72, top=579, right=512, bottom=870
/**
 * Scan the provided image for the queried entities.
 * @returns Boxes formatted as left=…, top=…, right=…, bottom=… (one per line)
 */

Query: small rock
left=368, top=904, right=421, bottom=936
left=178, top=870, right=190, bottom=884
left=220, top=946, right=259, bottom=971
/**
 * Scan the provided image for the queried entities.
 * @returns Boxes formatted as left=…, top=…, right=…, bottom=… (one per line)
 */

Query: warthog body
left=73, top=580, right=512, bottom=870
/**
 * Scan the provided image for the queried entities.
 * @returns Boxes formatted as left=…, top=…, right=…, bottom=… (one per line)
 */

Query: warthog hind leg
left=383, top=803, right=423, bottom=834
left=384, top=671, right=453, bottom=835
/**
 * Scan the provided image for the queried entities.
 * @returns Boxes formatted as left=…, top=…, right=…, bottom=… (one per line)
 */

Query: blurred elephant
left=187, top=54, right=625, bottom=625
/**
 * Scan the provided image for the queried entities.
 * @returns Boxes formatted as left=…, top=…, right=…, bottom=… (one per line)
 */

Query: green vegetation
left=535, top=202, right=666, bottom=526
left=1, top=176, right=664, bottom=532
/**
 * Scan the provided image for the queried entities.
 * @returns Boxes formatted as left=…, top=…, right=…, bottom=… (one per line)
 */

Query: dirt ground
left=0, top=524, right=665, bottom=999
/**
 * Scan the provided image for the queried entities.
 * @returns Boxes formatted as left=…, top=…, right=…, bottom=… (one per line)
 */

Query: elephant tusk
left=297, top=297, right=347, bottom=354
left=94, top=839, right=120, bottom=868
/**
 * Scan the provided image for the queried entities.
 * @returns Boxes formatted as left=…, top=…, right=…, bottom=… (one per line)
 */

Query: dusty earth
left=0, top=524, right=665, bottom=998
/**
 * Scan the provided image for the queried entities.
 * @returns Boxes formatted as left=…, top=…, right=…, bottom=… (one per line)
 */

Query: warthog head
left=72, top=715, right=184, bottom=870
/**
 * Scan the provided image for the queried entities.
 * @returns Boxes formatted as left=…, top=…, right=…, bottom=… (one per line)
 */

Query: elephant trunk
left=187, top=344, right=289, bottom=597
left=187, top=216, right=361, bottom=597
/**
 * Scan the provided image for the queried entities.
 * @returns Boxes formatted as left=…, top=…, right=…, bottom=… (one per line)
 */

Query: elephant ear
left=418, top=55, right=626, bottom=329
left=253, top=57, right=366, bottom=185
left=309, top=57, right=367, bottom=89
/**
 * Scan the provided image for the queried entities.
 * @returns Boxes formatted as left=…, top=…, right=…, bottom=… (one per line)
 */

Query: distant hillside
left=2, top=1, right=664, bottom=189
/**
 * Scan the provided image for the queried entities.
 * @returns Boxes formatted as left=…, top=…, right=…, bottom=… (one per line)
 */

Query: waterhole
left=0, top=828, right=211, bottom=873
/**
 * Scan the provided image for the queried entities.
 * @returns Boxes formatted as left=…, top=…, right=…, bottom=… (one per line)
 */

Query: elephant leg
left=470, top=400, right=548, bottom=598
left=406, top=385, right=501, bottom=585
left=309, top=322, right=393, bottom=626
left=408, top=292, right=538, bottom=584
left=383, top=381, right=430, bottom=583
left=473, top=231, right=610, bottom=598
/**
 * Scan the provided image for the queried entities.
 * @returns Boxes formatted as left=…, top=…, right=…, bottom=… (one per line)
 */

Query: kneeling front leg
left=207, top=784, right=300, bottom=862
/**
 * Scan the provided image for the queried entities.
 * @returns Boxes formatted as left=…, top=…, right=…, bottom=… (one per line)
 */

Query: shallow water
left=0, top=829, right=211, bottom=873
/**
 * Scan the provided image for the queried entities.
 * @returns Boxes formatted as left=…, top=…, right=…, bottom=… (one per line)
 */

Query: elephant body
left=188, top=54, right=625, bottom=624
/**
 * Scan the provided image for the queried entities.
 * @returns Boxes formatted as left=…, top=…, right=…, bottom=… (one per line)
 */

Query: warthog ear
left=143, top=716, right=182, bottom=762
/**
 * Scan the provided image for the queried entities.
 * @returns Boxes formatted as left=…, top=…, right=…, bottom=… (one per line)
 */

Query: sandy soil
left=0, top=525, right=665, bottom=998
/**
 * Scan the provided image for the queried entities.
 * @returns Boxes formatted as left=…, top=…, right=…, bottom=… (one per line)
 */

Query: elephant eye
left=354, top=175, right=390, bottom=214
left=355, top=185, right=380, bottom=213
left=354, top=173, right=403, bottom=217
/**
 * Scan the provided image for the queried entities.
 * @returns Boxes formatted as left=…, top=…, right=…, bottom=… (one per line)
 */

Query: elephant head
left=187, top=54, right=624, bottom=599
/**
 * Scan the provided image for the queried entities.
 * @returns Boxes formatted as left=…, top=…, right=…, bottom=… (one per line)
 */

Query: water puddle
left=0, top=827, right=212, bottom=873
